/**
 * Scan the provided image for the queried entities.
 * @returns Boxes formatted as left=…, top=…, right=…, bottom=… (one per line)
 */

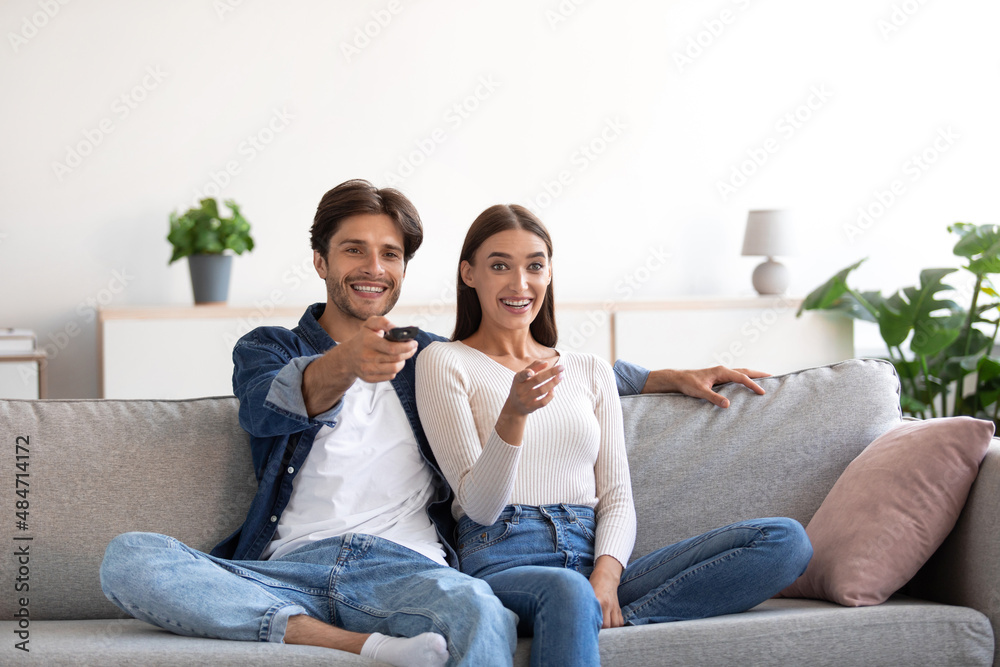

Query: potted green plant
left=167, top=198, right=254, bottom=304
left=798, top=222, right=1000, bottom=426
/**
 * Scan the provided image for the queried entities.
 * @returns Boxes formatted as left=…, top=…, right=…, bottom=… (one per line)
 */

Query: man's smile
left=350, top=282, right=390, bottom=299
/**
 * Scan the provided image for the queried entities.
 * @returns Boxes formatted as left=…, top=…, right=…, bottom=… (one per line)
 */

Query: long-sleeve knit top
left=415, top=340, right=636, bottom=566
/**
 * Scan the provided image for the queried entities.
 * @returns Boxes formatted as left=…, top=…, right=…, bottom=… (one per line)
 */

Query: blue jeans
left=100, top=531, right=517, bottom=666
left=457, top=505, right=813, bottom=667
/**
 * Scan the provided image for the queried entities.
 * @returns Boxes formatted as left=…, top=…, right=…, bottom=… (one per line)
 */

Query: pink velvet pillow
left=780, top=416, right=994, bottom=606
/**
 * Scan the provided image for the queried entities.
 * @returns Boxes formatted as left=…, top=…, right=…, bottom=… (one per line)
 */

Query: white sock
left=360, top=631, right=449, bottom=667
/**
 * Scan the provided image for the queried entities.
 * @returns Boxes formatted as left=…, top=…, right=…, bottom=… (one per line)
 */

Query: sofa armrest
left=905, top=439, right=1000, bottom=663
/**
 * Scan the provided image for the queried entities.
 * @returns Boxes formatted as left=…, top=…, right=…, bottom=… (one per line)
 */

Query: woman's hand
left=589, top=555, right=625, bottom=629
left=504, top=359, right=563, bottom=416
left=494, top=360, right=562, bottom=447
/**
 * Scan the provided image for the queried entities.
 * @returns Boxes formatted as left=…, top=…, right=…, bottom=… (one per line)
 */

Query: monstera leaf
left=797, top=259, right=878, bottom=321
left=950, top=222, right=1000, bottom=275
left=936, top=327, right=994, bottom=386
left=966, top=356, right=1000, bottom=414
left=877, top=269, right=962, bottom=356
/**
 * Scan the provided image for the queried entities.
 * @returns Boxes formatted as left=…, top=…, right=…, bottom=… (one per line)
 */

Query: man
left=101, top=179, right=766, bottom=666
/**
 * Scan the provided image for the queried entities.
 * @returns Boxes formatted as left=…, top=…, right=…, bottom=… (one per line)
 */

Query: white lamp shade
left=741, top=209, right=795, bottom=257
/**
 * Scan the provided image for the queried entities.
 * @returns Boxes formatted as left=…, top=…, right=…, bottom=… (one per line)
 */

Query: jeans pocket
left=575, top=516, right=597, bottom=542
left=456, top=519, right=513, bottom=559
left=455, top=516, right=487, bottom=547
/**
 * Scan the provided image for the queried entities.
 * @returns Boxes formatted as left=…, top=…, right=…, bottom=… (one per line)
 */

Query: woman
left=415, top=204, right=812, bottom=666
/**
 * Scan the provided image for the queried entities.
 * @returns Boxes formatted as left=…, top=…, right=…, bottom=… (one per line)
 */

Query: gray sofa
left=0, top=358, right=996, bottom=665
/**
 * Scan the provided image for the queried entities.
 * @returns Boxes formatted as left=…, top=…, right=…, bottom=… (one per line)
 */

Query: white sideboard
left=100, top=306, right=300, bottom=400
left=99, top=298, right=852, bottom=399
left=610, top=297, right=854, bottom=377
left=0, top=354, right=47, bottom=399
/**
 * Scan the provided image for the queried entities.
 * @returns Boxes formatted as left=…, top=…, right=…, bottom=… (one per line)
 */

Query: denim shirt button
left=270, top=515, right=278, bottom=522
left=287, top=466, right=294, bottom=474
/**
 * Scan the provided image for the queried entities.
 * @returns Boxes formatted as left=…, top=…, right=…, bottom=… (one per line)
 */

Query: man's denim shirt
left=211, top=303, right=651, bottom=566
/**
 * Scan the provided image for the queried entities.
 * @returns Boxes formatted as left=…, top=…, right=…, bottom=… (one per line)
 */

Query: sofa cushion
left=1, top=596, right=991, bottom=666
left=780, top=416, right=994, bottom=605
left=621, top=358, right=902, bottom=561
left=0, top=397, right=257, bottom=621
left=594, top=597, right=993, bottom=666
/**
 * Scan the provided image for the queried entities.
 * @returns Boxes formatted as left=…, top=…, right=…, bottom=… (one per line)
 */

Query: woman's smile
left=499, top=297, right=533, bottom=313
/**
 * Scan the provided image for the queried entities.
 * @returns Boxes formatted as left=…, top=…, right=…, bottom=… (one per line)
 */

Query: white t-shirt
left=263, top=378, right=447, bottom=564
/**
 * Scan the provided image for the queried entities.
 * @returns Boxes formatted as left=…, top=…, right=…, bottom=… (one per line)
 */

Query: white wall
left=1, top=0, right=997, bottom=397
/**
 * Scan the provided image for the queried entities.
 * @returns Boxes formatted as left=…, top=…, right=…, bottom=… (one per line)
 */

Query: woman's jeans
left=100, top=531, right=517, bottom=666
left=457, top=504, right=813, bottom=667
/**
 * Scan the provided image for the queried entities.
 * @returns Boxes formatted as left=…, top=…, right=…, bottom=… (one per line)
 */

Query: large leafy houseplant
left=798, top=223, right=1000, bottom=426
left=167, top=198, right=254, bottom=263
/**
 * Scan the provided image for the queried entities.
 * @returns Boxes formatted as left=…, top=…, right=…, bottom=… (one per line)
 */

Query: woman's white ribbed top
left=415, top=340, right=636, bottom=566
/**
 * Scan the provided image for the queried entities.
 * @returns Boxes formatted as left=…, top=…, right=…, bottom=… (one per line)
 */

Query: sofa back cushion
left=0, top=397, right=257, bottom=621
left=621, top=358, right=902, bottom=562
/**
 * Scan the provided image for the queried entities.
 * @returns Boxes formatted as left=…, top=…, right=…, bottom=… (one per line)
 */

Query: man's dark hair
left=453, top=204, right=557, bottom=347
left=310, top=179, right=423, bottom=265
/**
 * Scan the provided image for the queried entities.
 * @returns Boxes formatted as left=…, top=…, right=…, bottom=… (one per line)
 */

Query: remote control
left=384, top=326, right=419, bottom=342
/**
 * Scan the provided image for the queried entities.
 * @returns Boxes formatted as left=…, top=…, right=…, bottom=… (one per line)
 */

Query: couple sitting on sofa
left=99, top=179, right=812, bottom=667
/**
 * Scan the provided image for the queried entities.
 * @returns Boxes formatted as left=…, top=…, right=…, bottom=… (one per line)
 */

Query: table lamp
left=741, top=209, right=793, bottom=295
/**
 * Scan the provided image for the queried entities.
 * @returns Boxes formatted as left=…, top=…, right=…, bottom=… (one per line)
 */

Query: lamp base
left=752, top=258, right=789, bottom=295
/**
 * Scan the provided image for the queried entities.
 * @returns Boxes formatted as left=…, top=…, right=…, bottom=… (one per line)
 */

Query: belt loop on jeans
left=510, top=505, right=521, bottom=525
left=561, top=503, right=578, bottom=522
